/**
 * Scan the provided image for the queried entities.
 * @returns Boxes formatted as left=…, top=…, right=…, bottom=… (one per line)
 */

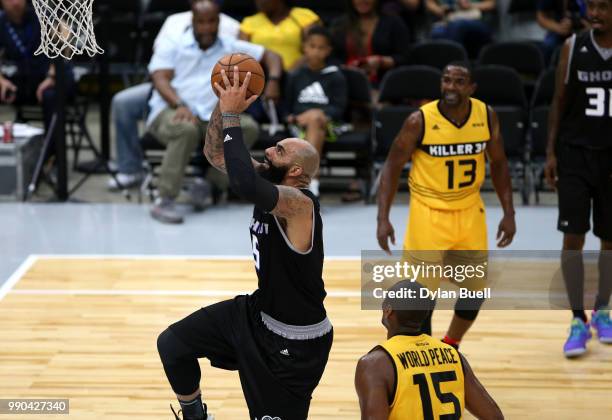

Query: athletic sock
left=178, top=394, right=206, bottom=420
left=594, top=251, right=612, bottom=311
left=562, top=251, right=585, bottom=316
left=442, top=335, right=460, bottom=349
left=572, top=310, right=588, bottom=323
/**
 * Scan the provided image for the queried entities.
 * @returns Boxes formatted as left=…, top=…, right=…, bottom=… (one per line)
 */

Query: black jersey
left=559, top=31, right=612, bottom=149
left=248, top=189, right=327, bottom=326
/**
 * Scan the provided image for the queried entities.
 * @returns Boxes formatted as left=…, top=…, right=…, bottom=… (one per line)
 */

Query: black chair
left=94, top=1, right=144, bottom=84
left=139, top=15, right=166, bottom=66
left=220, top=0, right=257, bottom=21
left=508, top=0, right=538, bottom=12
left=528, top=68, right=556, bottom=203
left=479, top=41, right=545, bottom=99
left=409, top=40, right=468, bottom=71
left=320, top=67, right=373, bottom=198
left=473, top=65, right=530, bottom=203
left=369, top=66, right=442, bottom=201
left=378, top=65, right=441, bottom=105
left=146, top=0, right=191, bottom=14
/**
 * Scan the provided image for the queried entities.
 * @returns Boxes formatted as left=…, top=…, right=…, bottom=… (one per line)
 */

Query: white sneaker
left=107, top=173, right=143, bottom=190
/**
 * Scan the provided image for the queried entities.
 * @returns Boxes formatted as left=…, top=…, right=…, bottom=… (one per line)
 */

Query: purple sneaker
left=591, top=309, right=612, bottom=344
left=563, top=318, right=591, bottom=358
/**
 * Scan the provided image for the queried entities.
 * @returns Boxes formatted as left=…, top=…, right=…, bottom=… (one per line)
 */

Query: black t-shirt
left=559, top=31, right=612, bottom=149
left=285, top=65, right=348, bottom=122
left=248, top=189, right=327, bottom=326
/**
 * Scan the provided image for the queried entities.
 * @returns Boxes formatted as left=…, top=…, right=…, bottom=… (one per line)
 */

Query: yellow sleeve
left=291, top=7, right=320, bottom=27
left=239, top=14, right=261, bottom=35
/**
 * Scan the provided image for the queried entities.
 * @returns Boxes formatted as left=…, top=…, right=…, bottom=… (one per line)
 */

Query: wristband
left=222, top=112, right=241, bottom=118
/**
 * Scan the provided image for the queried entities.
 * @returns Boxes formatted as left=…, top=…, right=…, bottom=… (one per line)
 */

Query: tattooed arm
left=203, top=103, right=226, bottom=172
left=203, top=103, right=261, bottom=174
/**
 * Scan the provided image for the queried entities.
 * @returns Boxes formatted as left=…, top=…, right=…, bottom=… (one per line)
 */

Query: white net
left=32, top=0, right=103, bottom=60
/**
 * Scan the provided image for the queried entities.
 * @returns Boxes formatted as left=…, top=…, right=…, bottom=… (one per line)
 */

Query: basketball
left=211, top=53, right=266, bottom=98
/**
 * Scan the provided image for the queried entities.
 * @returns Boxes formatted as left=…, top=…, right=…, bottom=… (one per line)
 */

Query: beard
left=259, top=159, right=289, bottom=184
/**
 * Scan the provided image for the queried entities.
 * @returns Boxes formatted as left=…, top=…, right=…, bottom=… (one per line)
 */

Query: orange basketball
left=211, top=53, right=266, bottom=98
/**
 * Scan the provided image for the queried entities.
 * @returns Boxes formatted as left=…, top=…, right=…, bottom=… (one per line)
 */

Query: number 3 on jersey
left=251, top=234, right=260, bottom=271
left=445, top=159, right=477, bottom=190
left=585, top=88, right=612, bottom=117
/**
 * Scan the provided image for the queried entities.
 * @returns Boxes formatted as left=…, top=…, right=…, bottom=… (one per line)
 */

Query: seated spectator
left=285, top=26, right=348, bottom=197
left=426, top=0, right=496, bottom=58
left=147, top=0, right=282, bottom=224
left=536, top=0, right=588, bottom=64
left=108, top=0, right=241, bottom=190
left=330, top=0, right=411, bottom=85
left=239, top=0, right=321, bottom=71
left=0, top=0, right=75, bottom=156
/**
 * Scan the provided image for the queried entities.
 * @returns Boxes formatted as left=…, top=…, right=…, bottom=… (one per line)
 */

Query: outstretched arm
left=485, top=106, right=516, bottom=248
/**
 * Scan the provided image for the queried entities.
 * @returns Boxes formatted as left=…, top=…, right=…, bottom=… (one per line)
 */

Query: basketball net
left=32, top=0, right=103, bottom=60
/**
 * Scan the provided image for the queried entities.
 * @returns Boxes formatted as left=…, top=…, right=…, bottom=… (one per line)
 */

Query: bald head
left=286, top=138, right=320, bottom=179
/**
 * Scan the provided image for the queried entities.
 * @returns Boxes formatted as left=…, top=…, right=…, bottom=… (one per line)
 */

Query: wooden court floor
left=1, top=257, right=611, bottom=419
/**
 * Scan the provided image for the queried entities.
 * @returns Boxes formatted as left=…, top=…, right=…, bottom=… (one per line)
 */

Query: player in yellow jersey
left=376, top=62, right=516, bottom=347
left=355, top=280, right=503, bottom=420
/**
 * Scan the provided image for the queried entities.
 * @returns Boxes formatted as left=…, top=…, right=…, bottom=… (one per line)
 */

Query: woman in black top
left=330, top=0, right=411, bottom=85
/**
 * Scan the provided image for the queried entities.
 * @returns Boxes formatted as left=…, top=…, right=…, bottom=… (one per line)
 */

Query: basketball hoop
left=32, top=0, right=103, bottom=60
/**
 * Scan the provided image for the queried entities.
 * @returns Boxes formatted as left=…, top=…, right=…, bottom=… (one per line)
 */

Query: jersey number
left=251, top=234, right=260, bottom=271
left=413, top=371, right=461, bottom=420
left=445, top=159, right=476, bottom=190
left=585, top=88, right=612, bottom=117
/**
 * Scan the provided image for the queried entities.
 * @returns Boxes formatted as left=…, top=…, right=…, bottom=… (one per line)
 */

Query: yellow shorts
left=403, top=196, right=488, bottom=291
left=404, top=196, right=487, bottom=251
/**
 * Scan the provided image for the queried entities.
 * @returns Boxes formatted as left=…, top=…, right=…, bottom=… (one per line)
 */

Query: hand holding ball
left=211, top=53, right=265, bottom=98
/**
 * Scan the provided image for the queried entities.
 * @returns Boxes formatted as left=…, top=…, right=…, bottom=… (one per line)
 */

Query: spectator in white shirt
left=147, top=0, right=282, bottom=224
left=107, top=1, right=240, bottom=192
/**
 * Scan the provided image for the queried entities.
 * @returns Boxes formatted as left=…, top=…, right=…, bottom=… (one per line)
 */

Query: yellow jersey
left=409, top=98, right=491, bottom=210
left=379, top=334, right=465, bottom=420
left=240, top=7, right=319, bottom=70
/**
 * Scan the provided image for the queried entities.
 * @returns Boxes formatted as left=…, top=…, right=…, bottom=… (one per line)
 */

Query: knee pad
left=157, top=328, right=192, bottom=363
left=454, top=297, right=485, bottom=321
left=454, top=309, right=480, bottom=321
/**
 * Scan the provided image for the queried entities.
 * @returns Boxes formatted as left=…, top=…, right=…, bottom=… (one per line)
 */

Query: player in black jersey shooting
left=545, top=0, right=612, bottom=357
left=157, top=67, right=333, bottom=420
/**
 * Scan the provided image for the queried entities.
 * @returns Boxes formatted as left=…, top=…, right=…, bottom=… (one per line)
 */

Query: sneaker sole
left=598, top=336, right=612, bottom=344
left=564, top=347, right=587, bottom=357
left=150, top=211, right=184, bottom=224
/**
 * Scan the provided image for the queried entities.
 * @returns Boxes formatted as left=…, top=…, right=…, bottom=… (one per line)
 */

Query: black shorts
left=557, top=144, right=612, bottom=241
left=169, top=295, right=333, bottom=420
